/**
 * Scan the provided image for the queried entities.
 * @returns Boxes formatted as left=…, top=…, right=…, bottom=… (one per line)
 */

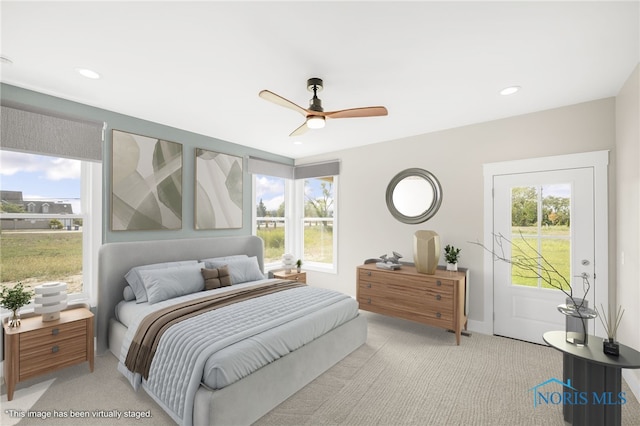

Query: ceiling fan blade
left=325, top=106, right=388, bottom=119
left=289, top=120, right=309, bottom=137
left=259, top=90, right=308, bottom=116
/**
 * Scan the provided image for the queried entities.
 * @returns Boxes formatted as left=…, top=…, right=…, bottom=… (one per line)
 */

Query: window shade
left=294, top=160, right=340, bottom=179
left=248, top=157, right=340, bottom=180
left=247, top=156, right=294, bottom=179
left=0, top=104, right=104, bottom=162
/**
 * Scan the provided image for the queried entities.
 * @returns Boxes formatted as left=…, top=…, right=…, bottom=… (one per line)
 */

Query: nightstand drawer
left=20, top=320, right=87, bottom=351
left=285, top=273, right=306, bottom=282
left=273, top=270, right=307, bottom=283
left=20, top=337, right=88, bottom=380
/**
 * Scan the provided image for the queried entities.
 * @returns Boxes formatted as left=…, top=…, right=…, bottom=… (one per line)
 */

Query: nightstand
left=3, top=307, right=94, bottom=401
left=273, top=270, right=307, bottom=283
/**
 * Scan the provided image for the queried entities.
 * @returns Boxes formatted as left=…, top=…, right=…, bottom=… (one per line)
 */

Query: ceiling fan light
left=307, top=116, right=325, bottom=129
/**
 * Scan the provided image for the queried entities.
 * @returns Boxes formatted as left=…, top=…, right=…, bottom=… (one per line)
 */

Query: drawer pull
left=436, top=312, right=441, bottom=318
left=52, top=328, right=60, bottom=336
left=51, top=345, right=59, bottom=353
left=436, top=294, right=441, bottom=301
left=367, top=271, right=371, bottom=276
left=436, top=280, right=442, bottom=286
left=366, top=283, right=371, bottom=288
left=367, top=297, right=371, bottom=304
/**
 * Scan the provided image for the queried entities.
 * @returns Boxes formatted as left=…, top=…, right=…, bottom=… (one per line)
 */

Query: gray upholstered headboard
left=96, top=235, right=264, bottom=354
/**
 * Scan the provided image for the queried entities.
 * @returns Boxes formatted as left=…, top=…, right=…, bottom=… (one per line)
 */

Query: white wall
left=299, top=97, right=617, bottom=332
left=616, top=64, right=640, bottom=401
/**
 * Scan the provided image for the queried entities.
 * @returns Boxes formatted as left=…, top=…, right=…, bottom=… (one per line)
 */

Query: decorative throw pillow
left=201, top=266, right=231, bottom=290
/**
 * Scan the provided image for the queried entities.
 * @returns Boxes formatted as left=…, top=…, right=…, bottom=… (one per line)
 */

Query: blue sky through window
left=0, top=151, right=81, bottom=213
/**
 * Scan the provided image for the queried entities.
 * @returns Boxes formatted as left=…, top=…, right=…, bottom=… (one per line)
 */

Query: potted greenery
left=1, top=282, right=33, bottom=328
left=444, top=245, right=461, bottom=271
left=296, top=259, right=303, bottom=273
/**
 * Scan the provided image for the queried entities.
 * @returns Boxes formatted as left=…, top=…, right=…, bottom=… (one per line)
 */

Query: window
left=0, top=150, right=101, bottom=305
left=254, top=174, right=290, bottom=267
left=510, top=184, right=571, bottom=290
left=251, top=159, right=339, bottom=274
left=299, top=176, right=337, bottom=272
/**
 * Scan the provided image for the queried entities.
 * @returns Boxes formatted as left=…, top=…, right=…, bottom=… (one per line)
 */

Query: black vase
left=603, top=338, right=620, bottom=356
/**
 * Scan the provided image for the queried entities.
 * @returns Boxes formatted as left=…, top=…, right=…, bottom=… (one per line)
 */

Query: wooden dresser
left=3, top=308, right=94, bottom=401
left=356, top=263, right=467, bottom=345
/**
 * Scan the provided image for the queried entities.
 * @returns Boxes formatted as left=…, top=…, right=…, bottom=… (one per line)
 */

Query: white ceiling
left=1, top=1, right=638, bottom=159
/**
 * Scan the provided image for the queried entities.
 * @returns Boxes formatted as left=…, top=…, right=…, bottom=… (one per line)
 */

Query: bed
left=97, top=235, right=367, bottom=426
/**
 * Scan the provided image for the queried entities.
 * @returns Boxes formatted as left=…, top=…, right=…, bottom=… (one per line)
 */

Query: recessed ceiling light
left=1, top=55, right=13, bottom=64
left=293, top=141, right=303, bottom=145
left=75, top=68, right=101, bottom=79
left=500, top=86, right=521, bottom=96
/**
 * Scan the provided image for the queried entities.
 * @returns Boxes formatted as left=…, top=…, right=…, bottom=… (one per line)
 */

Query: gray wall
left=0, top=84, right=293, bottom=243
left=298, top=97, right=617, bottom=333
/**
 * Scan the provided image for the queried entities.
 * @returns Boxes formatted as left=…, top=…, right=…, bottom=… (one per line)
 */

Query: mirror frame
left=385, top=168, right=443, bottom=224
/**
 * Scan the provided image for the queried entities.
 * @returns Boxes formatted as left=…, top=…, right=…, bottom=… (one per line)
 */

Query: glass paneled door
left=493, top=168, right=595, bottom=344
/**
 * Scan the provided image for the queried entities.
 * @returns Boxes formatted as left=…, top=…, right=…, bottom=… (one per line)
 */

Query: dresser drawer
left=358, top=279, right=453, bottom=302
left=359, top=269, right=454, bottom=294
left=20, top=320, right=87, bottom=351
left=358, top=294, right=453, bottom=328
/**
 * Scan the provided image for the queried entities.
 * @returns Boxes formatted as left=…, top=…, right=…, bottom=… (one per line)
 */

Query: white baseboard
left=623, top=369, right=640, bottom=404
left=467, top=319, right=492, bottom=335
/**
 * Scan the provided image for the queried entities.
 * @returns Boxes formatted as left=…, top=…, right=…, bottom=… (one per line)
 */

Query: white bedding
left=117, top=279, right=359, bottom=425
left=115, top=279, right=358, bottom=390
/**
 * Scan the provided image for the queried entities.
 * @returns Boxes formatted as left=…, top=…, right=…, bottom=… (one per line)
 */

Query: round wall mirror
left=385, top=168, right=442, bottom=224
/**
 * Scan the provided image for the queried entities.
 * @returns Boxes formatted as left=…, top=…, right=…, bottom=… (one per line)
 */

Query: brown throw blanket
left=125, top=279, right=306, bottom=379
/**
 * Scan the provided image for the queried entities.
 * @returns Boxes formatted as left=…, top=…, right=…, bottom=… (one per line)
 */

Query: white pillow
left=140, top=262, right=206, bottom=304
left=125, top=260, right=198, bottom=303
left=204, top=256, right=264, bottom=284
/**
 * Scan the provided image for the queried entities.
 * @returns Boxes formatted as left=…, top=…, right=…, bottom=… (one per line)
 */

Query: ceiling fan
left=259, top=78, right=388, bottom=136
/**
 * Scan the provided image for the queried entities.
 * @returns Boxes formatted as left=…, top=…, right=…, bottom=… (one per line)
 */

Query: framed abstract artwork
left=111, top=130, right=183, bottom=231
left=195, top=148, right=243, bottom=229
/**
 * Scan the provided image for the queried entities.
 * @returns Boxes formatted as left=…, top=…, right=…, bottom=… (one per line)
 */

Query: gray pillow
left=140, top=262, right=206, bottom=304
left=123, top=285, right=135, bottom=301
left=204, top=256, right=265, bottom=284
left=200, top=254, right=248, bottom=264
left=125, top=260, right=198, bottom=303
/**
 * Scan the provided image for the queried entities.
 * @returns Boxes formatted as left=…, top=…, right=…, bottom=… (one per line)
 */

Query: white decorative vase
left=34, top=282, right=68, bottom=322
left=446, top=262, right=458, bottom=272
left=282, top=254, right=294, bottom=274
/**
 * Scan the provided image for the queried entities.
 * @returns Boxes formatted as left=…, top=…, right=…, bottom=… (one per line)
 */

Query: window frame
left=252, top=174, right=294, bottom=271
left=252, top=173, right=339, bottom=274
left=0, top=152, right=102, bottom=311
left=295, top=175, right=338, bottom=274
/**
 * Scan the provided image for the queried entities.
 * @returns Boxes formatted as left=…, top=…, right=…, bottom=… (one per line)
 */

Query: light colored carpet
left=4, top=311, right=639, bottom=425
